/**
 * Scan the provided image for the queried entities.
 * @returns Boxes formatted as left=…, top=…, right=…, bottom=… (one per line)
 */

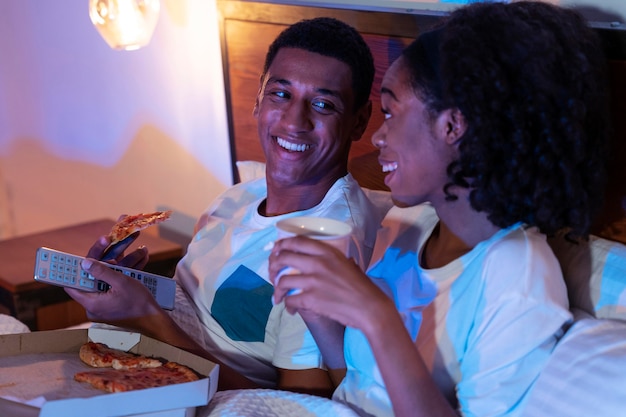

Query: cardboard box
left=0, top=327, right=219, bottom=417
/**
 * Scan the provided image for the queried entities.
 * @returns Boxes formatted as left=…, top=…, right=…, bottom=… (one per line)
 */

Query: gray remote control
left=34, top=246, right=176, bottom=310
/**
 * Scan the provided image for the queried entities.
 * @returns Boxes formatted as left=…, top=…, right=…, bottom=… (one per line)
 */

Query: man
left=66, top=17, right=381, bottom=395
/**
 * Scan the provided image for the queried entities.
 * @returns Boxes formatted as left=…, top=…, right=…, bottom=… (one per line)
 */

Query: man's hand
left=88, top=232, right=149, bottom=270
left=65, top=258, right=160, bottom=324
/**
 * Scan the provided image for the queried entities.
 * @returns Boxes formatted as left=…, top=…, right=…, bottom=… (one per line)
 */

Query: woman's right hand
left=269, top=236, right=392, bottom=333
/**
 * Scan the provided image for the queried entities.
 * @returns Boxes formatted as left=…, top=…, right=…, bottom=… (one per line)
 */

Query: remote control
left=34, top=247, right=176, bottom=310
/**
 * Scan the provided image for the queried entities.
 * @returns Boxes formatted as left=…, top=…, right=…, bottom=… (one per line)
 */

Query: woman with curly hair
left=270, top=2, right=610, bottom=416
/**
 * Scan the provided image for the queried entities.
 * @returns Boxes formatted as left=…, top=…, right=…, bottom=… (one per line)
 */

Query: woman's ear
left=438, top=108, right=467, bottom=145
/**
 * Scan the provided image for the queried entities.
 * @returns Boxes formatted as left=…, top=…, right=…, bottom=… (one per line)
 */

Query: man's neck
left=262, top=174, right=345, bottom=216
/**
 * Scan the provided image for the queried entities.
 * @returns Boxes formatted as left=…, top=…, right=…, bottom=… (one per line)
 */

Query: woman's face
left=372, top=58, right=455, bottom=207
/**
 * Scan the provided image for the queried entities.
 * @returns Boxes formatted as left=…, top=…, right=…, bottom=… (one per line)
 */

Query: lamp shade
left=89, top=0, right=160, bottom=51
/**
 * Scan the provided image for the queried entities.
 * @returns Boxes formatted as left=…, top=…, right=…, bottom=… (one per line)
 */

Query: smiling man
left=67, top=17, right=382, bottom=396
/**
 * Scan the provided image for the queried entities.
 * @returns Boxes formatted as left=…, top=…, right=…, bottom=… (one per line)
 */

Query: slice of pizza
left=74, top=362, right=200, bottom=393
left=108, top=210, right=173, bottom=245
left=79, top=342, right=162, bottom=370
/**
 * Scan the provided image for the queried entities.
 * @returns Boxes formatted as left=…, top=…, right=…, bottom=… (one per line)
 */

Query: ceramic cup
left=274, top=216, right=353, bottom=296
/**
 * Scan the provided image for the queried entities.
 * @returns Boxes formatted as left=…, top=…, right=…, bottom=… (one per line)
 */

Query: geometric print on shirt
left=211, top=265, right=274, bottom=342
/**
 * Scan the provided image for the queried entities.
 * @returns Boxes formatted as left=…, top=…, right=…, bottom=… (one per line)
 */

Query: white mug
left=274, top=217, right=353, bottom=296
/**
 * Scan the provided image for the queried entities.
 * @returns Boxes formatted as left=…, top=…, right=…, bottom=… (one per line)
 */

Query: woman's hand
left=269, top=236, right=391, bottom=331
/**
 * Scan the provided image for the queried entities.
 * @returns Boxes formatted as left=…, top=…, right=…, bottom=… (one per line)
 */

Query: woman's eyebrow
left=381, top=86, right=398, bottom=101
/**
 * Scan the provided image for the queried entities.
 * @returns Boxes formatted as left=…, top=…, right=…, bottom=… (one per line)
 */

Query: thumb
left=81, top=258, right=113, bottom=281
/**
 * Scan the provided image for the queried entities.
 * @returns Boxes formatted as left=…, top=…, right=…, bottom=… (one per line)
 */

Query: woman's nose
left=372, top=125, right=386, bottom=148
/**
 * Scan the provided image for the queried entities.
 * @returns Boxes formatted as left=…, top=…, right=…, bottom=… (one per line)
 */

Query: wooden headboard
left=216, top=0, right=626, bottom=244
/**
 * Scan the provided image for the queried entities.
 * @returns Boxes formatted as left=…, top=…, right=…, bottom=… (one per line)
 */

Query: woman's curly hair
left=403, top=1, right=610, bottom=238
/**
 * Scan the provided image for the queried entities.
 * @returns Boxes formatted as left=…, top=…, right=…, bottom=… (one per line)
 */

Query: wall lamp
left=89, top=0, right=160, bottom=51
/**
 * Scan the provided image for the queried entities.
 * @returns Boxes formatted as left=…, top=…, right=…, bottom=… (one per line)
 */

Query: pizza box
left=0, top=327, right=220, bottom=417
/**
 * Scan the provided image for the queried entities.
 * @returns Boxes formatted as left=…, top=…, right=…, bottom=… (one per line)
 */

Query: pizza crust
left=108, top=210, right=173, bottom=245
left=75, top=342, right=199, bottom=393
left=79, top=342, right=162, bottom=370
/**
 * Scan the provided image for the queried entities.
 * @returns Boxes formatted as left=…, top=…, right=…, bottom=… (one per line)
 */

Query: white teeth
left=382, top=162, right=398, bottom=173
left=277, top=137, right=311, bottom=152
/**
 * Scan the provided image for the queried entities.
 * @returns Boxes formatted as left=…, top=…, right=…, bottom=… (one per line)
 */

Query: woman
left=270, top=2, right=610, bottom=416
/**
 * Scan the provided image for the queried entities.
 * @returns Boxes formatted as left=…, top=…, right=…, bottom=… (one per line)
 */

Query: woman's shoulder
left=483, top=224, right=552, bottom=256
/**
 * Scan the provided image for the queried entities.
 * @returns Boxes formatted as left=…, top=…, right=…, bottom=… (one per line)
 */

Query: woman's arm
left=270, top=236, right=457, bottom=416
left=300, top=314, right=347, bottom=387
left=362, top=295, right=456, bottom=417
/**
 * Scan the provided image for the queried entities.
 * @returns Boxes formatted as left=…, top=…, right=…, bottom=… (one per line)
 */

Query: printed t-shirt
left=173, top=174, right=381, bottom=387
left=333, top=203, right=572, bottom=417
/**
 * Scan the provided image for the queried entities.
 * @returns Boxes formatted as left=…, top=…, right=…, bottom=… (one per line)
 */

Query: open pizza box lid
left=0, top=327, right=220, bottom=417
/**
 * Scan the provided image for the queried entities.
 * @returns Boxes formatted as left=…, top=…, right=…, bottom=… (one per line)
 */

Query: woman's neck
left=424, top=198, right=500, bottom=268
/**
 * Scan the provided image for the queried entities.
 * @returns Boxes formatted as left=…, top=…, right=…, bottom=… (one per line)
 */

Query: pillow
left=524, top=312, right=626, bottom=416
left=236, top=160, right=266, bottom=182
left=548, top=234, right=626, bottom=321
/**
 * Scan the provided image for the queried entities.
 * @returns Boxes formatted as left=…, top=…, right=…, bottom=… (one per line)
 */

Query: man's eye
left=273, top=91, right=288, bottom=99
left=312, top=100, right=335, bottom=112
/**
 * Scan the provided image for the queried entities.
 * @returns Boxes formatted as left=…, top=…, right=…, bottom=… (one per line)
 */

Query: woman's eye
left=382, top=109, right=392, bottom=120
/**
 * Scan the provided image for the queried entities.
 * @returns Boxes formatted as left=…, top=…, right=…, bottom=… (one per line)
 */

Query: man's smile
left=276, top=136, right=312, bottom=152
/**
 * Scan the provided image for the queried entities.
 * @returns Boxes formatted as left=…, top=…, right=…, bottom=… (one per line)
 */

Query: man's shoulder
left=205, top=178, right=267, bottom=216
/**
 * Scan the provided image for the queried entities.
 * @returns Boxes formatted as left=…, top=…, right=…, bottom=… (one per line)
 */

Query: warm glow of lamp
left=89, top=0, right=160, bottom=51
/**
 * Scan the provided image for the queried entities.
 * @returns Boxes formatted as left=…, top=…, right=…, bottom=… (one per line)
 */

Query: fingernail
left=138, top=245, right=147, bottom=250
left=81, top=259, right=93, bottom=270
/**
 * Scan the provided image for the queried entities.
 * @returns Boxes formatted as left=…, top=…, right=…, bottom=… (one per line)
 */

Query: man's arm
left=65, top=258, right=258, bottom=391
left=277, top=368, right=334, bottom=398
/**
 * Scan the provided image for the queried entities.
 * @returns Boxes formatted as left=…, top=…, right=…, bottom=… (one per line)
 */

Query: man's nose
left=281, top=101, right=314, bottom=132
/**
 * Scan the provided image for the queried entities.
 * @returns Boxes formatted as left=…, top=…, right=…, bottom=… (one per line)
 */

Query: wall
left=0, top=0, right=232, bottom=238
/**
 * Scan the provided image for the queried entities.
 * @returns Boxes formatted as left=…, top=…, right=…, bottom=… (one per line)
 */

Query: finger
left=272, top=267, right=301, bottom=305
left=101, top=232, right=140, bottom=261
left=269, top=237, right=335, bottom=281
left=118, top=246, right=149, bottom=269
left=64, top=286, right=94, bottom=303
left=86, top=235, right=111, bottom=259
left=80, top=258, right=124, bottom=287
left=273, top=235, right=340, bottom=257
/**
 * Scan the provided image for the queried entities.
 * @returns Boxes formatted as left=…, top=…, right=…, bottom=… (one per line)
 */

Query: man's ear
left=437, top=108, right=467, bottom=145
left=253, top=96, right=260, bottom=118
left=349, top=100, right=373, bottom=143
left=252, top=75, right=265, bottom=118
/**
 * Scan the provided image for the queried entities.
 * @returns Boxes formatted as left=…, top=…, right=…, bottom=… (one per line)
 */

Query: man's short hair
left=262, top=17, right=375, bottom=110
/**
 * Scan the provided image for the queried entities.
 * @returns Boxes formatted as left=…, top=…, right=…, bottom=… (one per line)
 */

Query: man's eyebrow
left=315, top=87, right=342, bottom=98
left=266, top=77, right=342, bottom=98
left=266, top=77, right=291, bottom=86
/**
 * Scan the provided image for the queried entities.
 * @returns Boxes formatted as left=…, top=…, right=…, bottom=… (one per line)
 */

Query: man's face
left=254, top=47, right=368, bottom=187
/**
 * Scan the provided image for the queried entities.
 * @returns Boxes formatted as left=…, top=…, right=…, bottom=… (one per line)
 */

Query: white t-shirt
left=333, top=203, right=572, bottom=417
left=172, top=174, right=382, bottom=387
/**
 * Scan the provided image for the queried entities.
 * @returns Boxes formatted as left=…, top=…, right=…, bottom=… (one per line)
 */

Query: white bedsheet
left=198, top=389, right=360, bottom=417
